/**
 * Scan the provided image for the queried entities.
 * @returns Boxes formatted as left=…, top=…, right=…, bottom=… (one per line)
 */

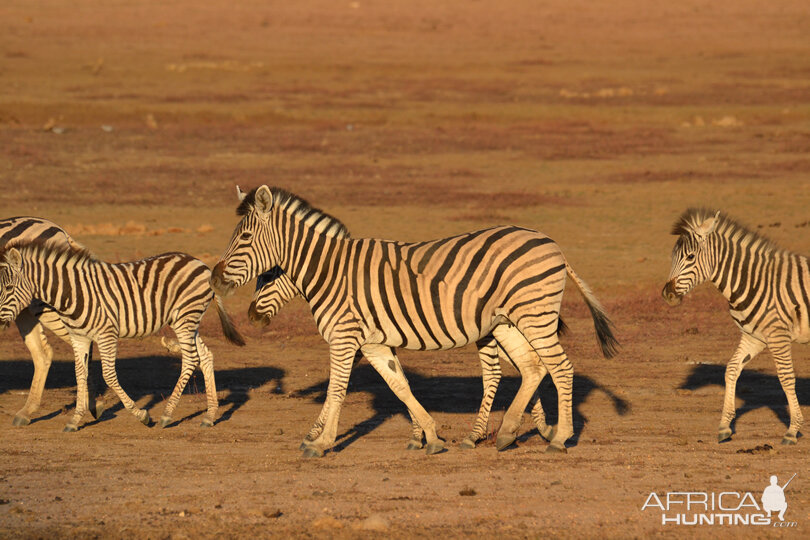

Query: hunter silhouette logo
left=762, top=474, right=795, bottom=522
left=642, top=474, right=799, bottom=527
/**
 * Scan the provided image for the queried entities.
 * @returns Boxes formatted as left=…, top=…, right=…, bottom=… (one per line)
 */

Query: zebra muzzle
left=661, top=281, right=682, bottom=307
left=210, top=262, right=236, bottom=297
left=0, top=319, right=9, bottom=331
left=247, top=302, right=270, bottom=327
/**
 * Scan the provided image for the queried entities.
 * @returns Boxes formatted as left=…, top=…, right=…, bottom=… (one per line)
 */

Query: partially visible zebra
left=663, top=208, right=809, bottom=445
left=0, top=242, right=245, bottom=431
left=212, top=185, right=617, bottom=457
left=0, top=217, right=103, bottom=426
left=248, top=265, right=560, bottom=449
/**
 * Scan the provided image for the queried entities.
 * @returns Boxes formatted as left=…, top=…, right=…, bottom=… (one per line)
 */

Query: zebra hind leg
left=158, top=330, right=199, bottom=428
left=768, top=338, right=803, bottom=445
left=194, top=336, right=219, bottom=428
left=461, top=335, right=502, bottom=450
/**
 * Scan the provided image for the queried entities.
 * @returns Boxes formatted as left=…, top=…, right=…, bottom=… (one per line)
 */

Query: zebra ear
left=236, top=185, right=246, bottom=202
left=2, top=248, right=22, bottom=272
left=255, top=185, right=273, bottom=215
left=694, top=211, right=720, bottom=239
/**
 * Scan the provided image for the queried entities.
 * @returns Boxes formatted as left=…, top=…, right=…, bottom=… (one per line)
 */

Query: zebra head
left=0, top=248, right=34, bottom=330
left=662, top=209, right=721, bottom=306
left=211, top=185, right=278, bottom=297
left=247, top=266, right=299, bottom=327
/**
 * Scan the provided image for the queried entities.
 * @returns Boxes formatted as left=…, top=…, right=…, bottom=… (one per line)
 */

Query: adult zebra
left=0, top=216, right=105, bottom=426
left=663, top=208, right=807, bottom=445
left=0, top=241, right=245, bottom=431
left=212, top=185, right=617, bottom=457
left=248, top=265, right=560, bottom=449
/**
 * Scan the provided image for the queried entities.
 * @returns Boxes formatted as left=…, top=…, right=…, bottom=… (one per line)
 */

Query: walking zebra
left=212, top=185, right=617, bottom=457
left=663, top=208, right=808, bottom=445
left=249, top=265, right=560, bottom=449
left=0, top=217, right=108, bottom=426
left=0, top=241, right=245, bottom=431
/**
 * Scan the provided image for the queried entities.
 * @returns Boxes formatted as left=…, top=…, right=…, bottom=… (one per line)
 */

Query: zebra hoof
left=301, top=446, right=324, bottom=458
left=137, top=410, right=151, bottom=426
left=545, top=443, right=568, bottom=454
left=425, top=441, right=444, bottom=455
left=539, top=425, right=556, bottom=442
left=12, top=415, right=31, bottom=427
left=781, top=435, right=798, bottom=445
left=158, top=416, right=172, bottom=428
left=495, top=433, right=516, bottom=451
left=406, top=439, right=423, bottom=451
left=718, top=428, right=733, bottom=443
left=90, top=399, right=106, bottom=420
left=200, top=418, right=214, bottom=428
left=459, top=438, right=476, bottom=450
left=63, top=424, right=78, bottom=433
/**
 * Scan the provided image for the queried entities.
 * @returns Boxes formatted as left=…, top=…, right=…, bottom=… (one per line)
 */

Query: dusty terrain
left=1, top=0, right=810, bottom=537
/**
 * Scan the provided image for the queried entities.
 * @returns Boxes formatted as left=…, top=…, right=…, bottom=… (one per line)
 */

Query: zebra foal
left=0, top=242, right=244, bottom=431
left=212, top=185, right=617, bottom=457
left=663, top=208, right=807, bottom=445
left=248, top=265, right=560, bottom=449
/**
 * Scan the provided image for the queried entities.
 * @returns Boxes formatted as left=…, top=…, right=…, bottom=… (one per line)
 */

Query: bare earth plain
left=1, top=1, right=810, bottom=538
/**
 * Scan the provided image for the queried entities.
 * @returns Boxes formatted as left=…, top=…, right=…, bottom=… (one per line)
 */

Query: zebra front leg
left=361, top=344, right=443, bottom=455
left=491, top=325, right=542, bottom=451
left=13, top=309, right=53, bottom=426
left=301, top=342, right=359, bottom=458
left=97, top=336, right=151, bottom=426
left=64, top=337, right=92, bottom=432
left=768, top=336, right=803, bottom=445
left=718, top=334, right=764, bottom=442
left=461, top=335, right=502, bottom=449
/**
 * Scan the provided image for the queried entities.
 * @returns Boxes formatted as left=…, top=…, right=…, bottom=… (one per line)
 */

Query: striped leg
left=96, top=335, right=151, bottom=426
left=12, top=309, right=54, bottom=426
left=491, top=324, right=544, bottom=451
left=301, top=340, right=360, bottom=458
left=360, top=344, right=442, bottom=455
left=195, top=336, right=219, bottom=427
left=64, top=337, right=92, bottom=432
left=158, top=329, right=200, bottom=428
left=718, top=333, right=765, bottom=442
left=461, top=335, right=502, bottom=449
left=767, top=335, right=803, bottom=445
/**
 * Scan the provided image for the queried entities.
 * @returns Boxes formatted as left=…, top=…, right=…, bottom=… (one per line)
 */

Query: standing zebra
left=663, top=208, right=807, bottom=445
left=212, top=186, right=617, bottom=457
left=0, top=217, right=107, bottom=426
left=0, top=242, right=245, bottom=431
left=248, top=264, right=561, bottom=449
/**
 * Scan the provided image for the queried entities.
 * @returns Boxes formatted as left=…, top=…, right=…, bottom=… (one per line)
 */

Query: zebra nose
left=661, top=281, right=682, bottom=306
left=247, top=302, right=270, bottom=327
left=210, top=261, right=235, bottom=297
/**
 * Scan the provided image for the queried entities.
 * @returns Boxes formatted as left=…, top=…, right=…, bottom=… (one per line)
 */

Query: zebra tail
left=564, top=261, right=619, bottom=358
left=215, top=294, right=246, bottom=346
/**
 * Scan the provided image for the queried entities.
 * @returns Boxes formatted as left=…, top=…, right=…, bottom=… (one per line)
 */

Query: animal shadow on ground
left=0, top=356, right=285, bottom=428
left=296, top=362, right=630, bottom=453
left=680, top=363, right=810, bottom=437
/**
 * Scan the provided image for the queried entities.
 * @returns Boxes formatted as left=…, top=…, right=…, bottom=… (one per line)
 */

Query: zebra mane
left=671, top=208, right=779, bottom=251
left=0, top=238, right=96, bottom=265
left=237, top=186, right=350, bottom=239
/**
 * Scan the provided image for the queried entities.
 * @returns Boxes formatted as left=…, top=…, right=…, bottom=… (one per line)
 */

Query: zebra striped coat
left=0, top=242, right=244, bottom=431
left=0, top=217, right=94, bottom=426
left=663, top=208, right=807, bottom=445
left=212, top=186, right=617, bottom=456
left=249, top=265, right=559, bottom=449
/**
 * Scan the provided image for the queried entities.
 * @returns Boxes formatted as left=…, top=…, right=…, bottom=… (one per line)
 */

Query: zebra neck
left=278, top=217, right=348, bottom=303
left=709, top=233, right=774, bottom=308
left=26, top=250, right=91, bottom=315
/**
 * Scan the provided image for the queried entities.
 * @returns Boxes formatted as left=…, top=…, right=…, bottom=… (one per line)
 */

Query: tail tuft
left=565, top=261, right=619, bottom=359
left=557, top=317, right=569, bottom=337
left=215, top=295, right=246, bottom=346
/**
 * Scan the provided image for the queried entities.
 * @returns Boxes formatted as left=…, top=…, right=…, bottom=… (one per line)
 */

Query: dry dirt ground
left=1, top=0, right=810, bottom=538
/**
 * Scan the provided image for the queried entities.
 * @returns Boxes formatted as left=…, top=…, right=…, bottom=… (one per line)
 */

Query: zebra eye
left=685, top=254, right=695, bottom=262
left=240, top=232, right=253, bottom=240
